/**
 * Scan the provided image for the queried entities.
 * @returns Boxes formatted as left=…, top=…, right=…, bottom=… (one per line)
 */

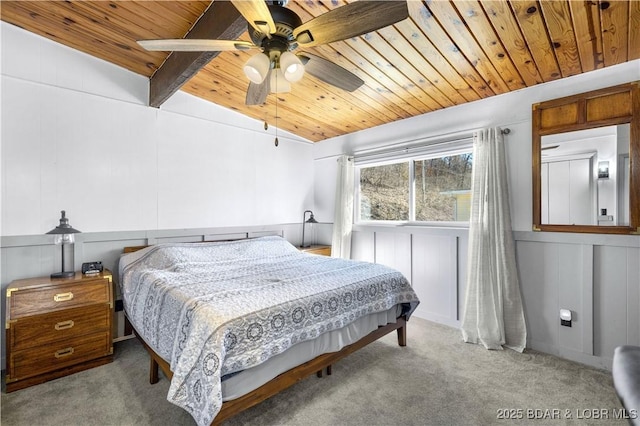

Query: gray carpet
left=1, top=318, right=624, bottom=425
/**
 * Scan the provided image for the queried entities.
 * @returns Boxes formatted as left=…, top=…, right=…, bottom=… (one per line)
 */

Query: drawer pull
left=53, top=292, right=74, bottom=302
left=54, top=347, right=74, bottom=358
left=54, top=320, right=75, bottom=330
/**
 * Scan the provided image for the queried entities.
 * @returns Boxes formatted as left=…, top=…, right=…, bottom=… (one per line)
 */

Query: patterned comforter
left=119, top=236, right=419, bottom=426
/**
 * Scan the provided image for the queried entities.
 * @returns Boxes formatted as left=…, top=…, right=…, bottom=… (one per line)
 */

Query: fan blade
left=231, top=0, right=276, bottom=38
left=293, top=1, right=408, bottom=47
left=137, top=39, right=256, bottom=52
left=298, top=53, right=364, bottom=92
left=246, top=70, right=271, bottom=105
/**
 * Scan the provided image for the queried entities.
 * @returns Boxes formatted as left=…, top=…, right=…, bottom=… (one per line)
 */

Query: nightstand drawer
left=8, top=331, right=112, bottom=381
left=8, top=304, right=111, bottom=351
left=8, top=279, right=110, bottom=318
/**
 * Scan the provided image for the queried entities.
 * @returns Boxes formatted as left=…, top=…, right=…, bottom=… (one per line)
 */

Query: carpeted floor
left=1, top=318, right=624, bottom=425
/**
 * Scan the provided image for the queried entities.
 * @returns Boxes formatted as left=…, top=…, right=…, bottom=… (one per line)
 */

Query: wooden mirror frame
left=532, top=82, right=640, bottom=234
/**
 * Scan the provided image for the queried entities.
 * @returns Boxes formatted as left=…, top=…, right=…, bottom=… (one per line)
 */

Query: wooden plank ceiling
left=2, top=1, right=638, bottom=142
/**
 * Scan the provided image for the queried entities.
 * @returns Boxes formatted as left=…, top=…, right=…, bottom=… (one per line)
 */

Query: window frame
left=354, top=145, right=474, bottom=227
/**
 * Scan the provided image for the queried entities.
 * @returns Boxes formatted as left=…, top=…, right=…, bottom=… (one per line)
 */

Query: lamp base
left=51, top=271, right=75, bottom=279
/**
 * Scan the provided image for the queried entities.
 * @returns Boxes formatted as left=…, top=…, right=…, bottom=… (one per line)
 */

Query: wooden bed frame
left=126, top=316, right=407, bottom=425
left=120, top=242, right=409, bottom=425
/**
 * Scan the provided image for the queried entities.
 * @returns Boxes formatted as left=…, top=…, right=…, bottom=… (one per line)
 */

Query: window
left=414, top=153, right=473, bottom=222
left=359, top=162, right=410, bottom=221
left=357, top=150, right=473, bottom=223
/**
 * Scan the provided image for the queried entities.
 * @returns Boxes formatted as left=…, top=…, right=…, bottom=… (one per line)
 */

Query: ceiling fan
left=137, top=0, right=409, bottom=105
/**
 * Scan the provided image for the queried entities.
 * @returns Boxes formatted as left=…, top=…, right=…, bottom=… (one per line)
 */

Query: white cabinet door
left=541, top=163, right=549, bottom=224
left=569, top=158, right=593, bottom=225
left=620, top=155, right=630, bottom=226
left=543, top=157, right=594, bottom=225
left=548, top=161, right=571, bottom=224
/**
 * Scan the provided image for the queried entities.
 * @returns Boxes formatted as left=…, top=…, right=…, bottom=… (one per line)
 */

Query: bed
left=119, top=236, right=420, bottom=425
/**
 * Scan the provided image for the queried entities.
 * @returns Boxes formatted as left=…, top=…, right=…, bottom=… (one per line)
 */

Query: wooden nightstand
left=5, top=270, right=114, bottom=392
left=299, top=245, right=332, bottom=256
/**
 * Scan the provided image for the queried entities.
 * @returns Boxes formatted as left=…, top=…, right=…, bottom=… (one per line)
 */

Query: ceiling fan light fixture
left=280, top=51, right=304, bottom=82
left=270, top=68, right=291, bottom=93
left=243, top=53, right=271, bottom=84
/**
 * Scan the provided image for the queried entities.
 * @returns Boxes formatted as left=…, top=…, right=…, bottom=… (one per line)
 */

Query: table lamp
left=300, top=210, right=318, bottom=248
left=46, top=210, right=81, bottom=278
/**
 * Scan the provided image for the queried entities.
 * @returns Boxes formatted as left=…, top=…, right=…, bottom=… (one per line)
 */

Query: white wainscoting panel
left=374, top=231, right=412, bottom=284
left=456, top=235, right=469, bottom=322
left=517, top=241, right=559, bottom=353
left=593, top=245, right=640, bottom=363
left=412, top=234, right=458, bottom=326
left=557, top=244, right=591, bottom=355
left=351, top=226, right=638, bottom=370
left=516, top=232, right=639, bottom=369
left=351, top=231, right=375, bottom=262
left=351, top=226, right=465, bottom=328
left=627, top=247, right=640, bottom=346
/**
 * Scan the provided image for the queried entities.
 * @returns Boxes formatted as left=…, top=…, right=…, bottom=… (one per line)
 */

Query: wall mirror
left=533, top=82, right=639, bottom=234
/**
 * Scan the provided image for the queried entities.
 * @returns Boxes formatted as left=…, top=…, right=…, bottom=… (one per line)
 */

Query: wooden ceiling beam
left=149, top=1, right=247, bottom=108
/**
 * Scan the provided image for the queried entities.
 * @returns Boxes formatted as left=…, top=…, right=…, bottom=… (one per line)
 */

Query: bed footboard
left=127, top=315, right=408, bottom=424
left=214, top=316, right=408, bottom=424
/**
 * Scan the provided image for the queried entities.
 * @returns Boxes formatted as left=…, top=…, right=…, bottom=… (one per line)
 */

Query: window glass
left=356, top=150, right=473, bottom=223
left=359, top=162, right=410, bottom=221
left=414, top=153, right=473, bottom=222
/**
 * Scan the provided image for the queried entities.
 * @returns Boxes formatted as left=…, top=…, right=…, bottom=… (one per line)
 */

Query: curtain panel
left=331, top=155, right=354, bottom=259
left=461, top=127, right=527, bottom=352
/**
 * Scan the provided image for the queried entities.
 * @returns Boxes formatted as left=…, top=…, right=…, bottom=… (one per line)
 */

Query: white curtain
left=461, top=127, right=527, bottom=352
left=331, top=155, right=354, bottom=259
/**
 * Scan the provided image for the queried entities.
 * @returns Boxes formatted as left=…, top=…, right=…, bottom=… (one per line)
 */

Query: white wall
left=313, top=60, right=640, bottom=369
left=0, top=22, right=319, bottom=369
left=1, top=22, right=315, bottom=237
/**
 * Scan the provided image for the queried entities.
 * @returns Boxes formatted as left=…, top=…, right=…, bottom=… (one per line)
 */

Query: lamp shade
left=46, top=210, right=81, bottom=237
left=270, top=68, right=291, bottom=93
left=280, top=51, right=305, bottom=82
left=243, top=53, right=271, bottom=84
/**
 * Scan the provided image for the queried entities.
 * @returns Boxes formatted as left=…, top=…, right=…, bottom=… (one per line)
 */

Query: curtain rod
left=353, top=127, right=511, bottom=161
left=320, top=127, right=512, bottom=163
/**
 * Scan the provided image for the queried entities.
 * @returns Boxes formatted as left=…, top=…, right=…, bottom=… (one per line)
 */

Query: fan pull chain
left=274, top=79, right=279, bottom=147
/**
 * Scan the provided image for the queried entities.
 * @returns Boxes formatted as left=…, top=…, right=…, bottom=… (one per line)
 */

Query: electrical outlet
left=560, top=309, right=572, bottom=327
